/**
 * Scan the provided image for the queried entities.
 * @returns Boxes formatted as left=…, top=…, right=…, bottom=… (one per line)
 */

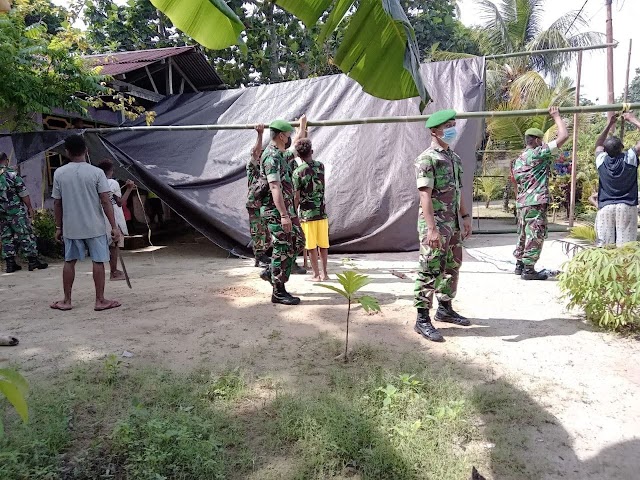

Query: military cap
left=425, top=109, right=457, bottom=128
left=524, top=128, right=545, bottom=138
left=269, top=119, right=294, bottom=132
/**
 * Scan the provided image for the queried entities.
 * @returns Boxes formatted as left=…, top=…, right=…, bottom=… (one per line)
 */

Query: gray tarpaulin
left=12, top=57, right=485, bottom=254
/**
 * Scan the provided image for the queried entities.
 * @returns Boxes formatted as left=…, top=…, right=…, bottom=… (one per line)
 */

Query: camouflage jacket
left=292, top=160, right=327, bottom=222
left=246, top=154, right=264, bottom=209
left=0, top=166, right=28, bottom=218
left=512, top=141, right=558, bottom=208
left=260, top=144, right=297, bottom=218
left=415, top=146, right=463, bottom=229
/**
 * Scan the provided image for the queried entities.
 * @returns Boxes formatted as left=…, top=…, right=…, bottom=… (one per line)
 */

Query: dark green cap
left=425, top=109, right=456, bottom=128
left=269, top=119, right=294, bottom=132
left=524, top=128, right=544, bottom=138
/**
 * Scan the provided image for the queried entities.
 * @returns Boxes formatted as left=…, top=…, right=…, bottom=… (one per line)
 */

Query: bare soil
left=1, top=232, right=639, bottom=479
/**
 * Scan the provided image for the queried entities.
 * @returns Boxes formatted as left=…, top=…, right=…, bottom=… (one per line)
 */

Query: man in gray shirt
left=50, top=135, right=121, bottom=311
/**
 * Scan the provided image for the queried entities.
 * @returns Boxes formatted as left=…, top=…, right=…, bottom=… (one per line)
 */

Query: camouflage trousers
left=247, top=207, right=272, bottom=258
left=0, top=213, right=38, bottom=259
left=414, top=223, right=462, bottom=310
left=513, top=204, right=548, bottom=266
left=265, top=214, right=305, bottom=285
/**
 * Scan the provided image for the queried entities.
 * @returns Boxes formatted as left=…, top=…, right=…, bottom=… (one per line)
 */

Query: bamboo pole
left=619, top=39, right=633, bottom=141
left=84, top=102, right=640, bottom=133
left=484, top=42, right=618, bottom=60
left=568, top=51, right=583, bottom=228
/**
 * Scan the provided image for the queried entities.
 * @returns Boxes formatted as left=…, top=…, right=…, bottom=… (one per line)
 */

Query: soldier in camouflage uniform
left=513, top=107, right=569, bottom=280
left=414, top=109, right=473, bottom=342
left=246, top=124, right=272, bottom=267
left=0, top=152, right=48, bottom=273
left=293, top=138, right=329, bottom=281
left=259, top=116, right=308, bottom=305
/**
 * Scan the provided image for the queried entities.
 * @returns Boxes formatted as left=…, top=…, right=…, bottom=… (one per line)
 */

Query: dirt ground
left=2, top=232, right=639, bottom=479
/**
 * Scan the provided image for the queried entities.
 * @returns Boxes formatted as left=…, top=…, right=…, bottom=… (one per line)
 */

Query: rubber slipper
left=50, top=301, right=72, bottom=311
left=0, top=335, right=19, bottom=346
left=94, top=300, right=121, bottom=312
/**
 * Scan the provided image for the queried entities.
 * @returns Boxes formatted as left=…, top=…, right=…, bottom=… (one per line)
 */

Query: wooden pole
left=81, top=102, right=640, bottom=134
left=605, top=0, right=615, bottom=120
left=619, top=39, right=633, bottom=141
left=568, top=51, right=583, bottom=228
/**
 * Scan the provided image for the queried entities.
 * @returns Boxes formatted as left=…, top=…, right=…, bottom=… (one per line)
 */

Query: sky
left=458, top=0, right=639, bottom=102
left=51, top=0, right=638, bottom=102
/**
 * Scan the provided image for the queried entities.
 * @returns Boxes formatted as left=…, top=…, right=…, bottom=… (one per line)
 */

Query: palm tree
left=486, top=73, right=575, bottom=151
left=433, top=0, right=602, bottom=108
left=478, top=0, right=602, bottom=106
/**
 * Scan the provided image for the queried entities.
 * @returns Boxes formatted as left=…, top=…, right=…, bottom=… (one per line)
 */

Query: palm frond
left=509, top=69, right=549, bottom=108
left=478, top=0, right=513, bottom=53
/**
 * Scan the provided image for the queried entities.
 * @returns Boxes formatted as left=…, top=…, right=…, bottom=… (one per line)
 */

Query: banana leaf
left=152, top=0, right=429, bottom=103
left=149, top=0, right=245, bottom=50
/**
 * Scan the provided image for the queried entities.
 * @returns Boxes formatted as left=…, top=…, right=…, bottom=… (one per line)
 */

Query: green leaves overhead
left=149, top=0, right=245, bottom=50
left=151, top=0, right=429, bottom=102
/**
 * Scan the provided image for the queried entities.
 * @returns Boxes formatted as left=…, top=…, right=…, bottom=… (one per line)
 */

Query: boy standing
left=293, top=138, right=329, bottom=281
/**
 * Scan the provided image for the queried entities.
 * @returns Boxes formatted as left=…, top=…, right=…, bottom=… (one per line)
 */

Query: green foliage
left=271, top=367, right=474, bottom=479
left=409, top=0, right=481, bottom=60
left=103, top=353, right=122, bottom=385
left=110, top=412, right=233, bottom=480
left=0, top=11, right=105, bottom=131
left=32, top=209, right=56, bottom=241
left=624, top=67, right=640, bottom=103
left=151, top=0, right=429, bottom=101
left=474, top=169, right=505, bottom=207
left=559, top=243, right=640, bottom=330
left=0, top=366, right=251, bottom=479
left=548, top=173, right=570, bottom=221
left=0, top=368, right=29, bottom=436
left=84, top=0, right=189, bottom=52
left=203, top=368, right=246, bottom=400
left=569, top=223, right=597, bottom=244
left=31, top=209, right=62, bottom=258
left=316, top=271, right=381, bottom=362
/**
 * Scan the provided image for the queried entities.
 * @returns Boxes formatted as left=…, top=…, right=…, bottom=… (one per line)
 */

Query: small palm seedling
left=316, top=271, right=381, bottom=362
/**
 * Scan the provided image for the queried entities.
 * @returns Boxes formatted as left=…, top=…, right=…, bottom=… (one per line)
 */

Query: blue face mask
left=441, top=127, right=457, bottom=143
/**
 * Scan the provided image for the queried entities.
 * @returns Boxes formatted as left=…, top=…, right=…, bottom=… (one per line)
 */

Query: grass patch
left=269, top=362, right=478, bottom=479
left=0, top=363, right=251, bottom=480
left=1, top=344, right=558, bottom=479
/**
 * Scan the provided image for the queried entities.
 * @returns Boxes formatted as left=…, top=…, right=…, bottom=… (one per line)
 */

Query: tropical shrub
left=559, top=243, right=640, bottom=330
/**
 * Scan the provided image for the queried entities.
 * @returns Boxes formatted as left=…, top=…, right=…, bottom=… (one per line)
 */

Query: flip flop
left=94, top=300, right=121, bottom=312
left=50, top=301, right=72, bottom=311
left=0, top=335, right=19, bottom=346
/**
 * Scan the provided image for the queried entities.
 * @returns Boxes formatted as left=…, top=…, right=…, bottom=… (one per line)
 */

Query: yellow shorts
left=301, top=218, right=329, bottom=250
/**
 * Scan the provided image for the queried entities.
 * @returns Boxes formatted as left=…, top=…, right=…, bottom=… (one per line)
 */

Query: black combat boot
left=258, top=254, right=271, bottom=267
left=514, top=261, right=524, bottom=275
left=271, top=283, right=300, bottom=305
left=28, top=256, right=48, bottom=271
left=434, top=300, right=471, bottom=326
left=521, top=266, right=548, bottom=281
left=414, top=308, right=444, bottom=342
left=5, top=257, right=22, bottom=273
left=260, top=266, right=272, bottom=284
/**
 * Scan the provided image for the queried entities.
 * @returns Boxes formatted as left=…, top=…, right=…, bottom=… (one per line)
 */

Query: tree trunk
left=344, top=300, right=350, bottom=363
left=265, top=1, right=280, bottom=82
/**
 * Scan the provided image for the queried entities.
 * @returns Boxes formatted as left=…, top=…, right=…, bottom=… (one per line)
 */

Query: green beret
left=269, top=119, right=294, bottom=132
left=524, top=128, right=544, bottom=138
left=425, top=109, right=457, bottom=128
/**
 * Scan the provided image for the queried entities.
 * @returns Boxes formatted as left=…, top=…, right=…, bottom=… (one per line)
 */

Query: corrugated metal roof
left=83, top=46, right=222, bottom=88
left=93, top=60, right=155, bottom=76
left=84, top=46, right=194, bottom=68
